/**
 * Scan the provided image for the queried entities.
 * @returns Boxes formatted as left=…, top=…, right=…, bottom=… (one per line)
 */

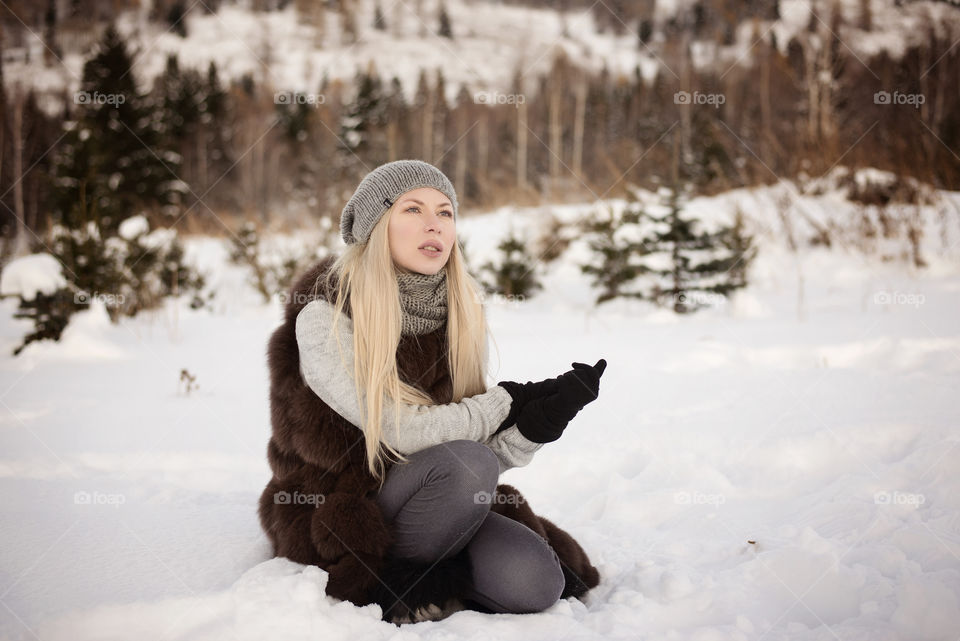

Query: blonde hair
left=315, top=206, right=491, bottom=487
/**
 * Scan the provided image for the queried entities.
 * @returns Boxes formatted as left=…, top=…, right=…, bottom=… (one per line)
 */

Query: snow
left=8, top=0, right=959, bottom=118
left=2, top=179, right=960, bottom=640
left=0, top=254, right=67, bottom=301
left=3, top=0, right=656, bottom=112
left=117, top=216, right=150, bottom=241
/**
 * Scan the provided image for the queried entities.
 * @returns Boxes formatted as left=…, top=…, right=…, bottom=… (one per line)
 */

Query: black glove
left=495, top=377, right=561, bottom=434
left=514, top=359, right=607, bottom=443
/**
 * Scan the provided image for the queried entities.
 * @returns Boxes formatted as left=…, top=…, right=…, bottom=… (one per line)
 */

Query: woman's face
left=387, top=187, right=456, bottom=275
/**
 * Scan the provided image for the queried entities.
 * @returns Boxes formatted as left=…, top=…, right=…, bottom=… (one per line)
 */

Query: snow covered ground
left=1, top=181, right=959, bottom=640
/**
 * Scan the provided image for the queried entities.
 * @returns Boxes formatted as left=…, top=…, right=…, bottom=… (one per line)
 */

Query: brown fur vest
left=258, top=257, right=600, bottom=622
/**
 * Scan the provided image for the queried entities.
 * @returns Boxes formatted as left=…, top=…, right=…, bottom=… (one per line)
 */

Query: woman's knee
left=505, top=544, right=565, bottom=612
left=470, top=550, right=565, bottom=614
left=466, top=514, right=567, bottom=613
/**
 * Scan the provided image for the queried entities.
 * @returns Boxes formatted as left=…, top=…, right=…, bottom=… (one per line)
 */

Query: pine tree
left=581, top=188, right=755, bottom=310
left=228, top=221, right=311, bottom=303
left=202, top=61, right=230, bottom=169
left=637, top=18, right=652, bottom=45
left=275, top=92, right=312, bottom=144
left=438, top=3, right=453, bottom=39
left=167, top=1, right=189, bottom=38
left=373, top=2, right=387, bottom=30
left=480, top=229, right=542, bottom=300
left=47, top=216, right=206, bottom=323
left=340, top=66, right=387, bottom=158
left=52, top=24, right=182, bottom=236
left=156, top=54, right=203, bottom=152
left=11, top=288, right=81, bottom=356
left=638, top=186, right=755, bottom=313
left=43, top=0, right=63, bottom=64
left=580, top=199, right=649, bottom=304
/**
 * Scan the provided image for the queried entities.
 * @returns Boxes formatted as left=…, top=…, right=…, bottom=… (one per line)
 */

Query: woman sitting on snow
left=258, top=159, right=606, bottom=624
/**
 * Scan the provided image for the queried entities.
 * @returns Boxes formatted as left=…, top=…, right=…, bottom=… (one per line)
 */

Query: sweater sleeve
left=482, top=426, right=545, bottom=475
left=295, top=299, right=514, bottom=455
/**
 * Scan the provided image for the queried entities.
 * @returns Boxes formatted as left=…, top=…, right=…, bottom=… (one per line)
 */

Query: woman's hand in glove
left=495, top=376, right=561, bottom=433
left=555, top=359, right=607, bottom=416
left=514, top=359, right=607, bottom=443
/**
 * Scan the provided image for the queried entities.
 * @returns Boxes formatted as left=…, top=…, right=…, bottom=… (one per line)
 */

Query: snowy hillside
left=1, top=180, right=959, bottom=639
left=5, top=0, right=960, bottom=116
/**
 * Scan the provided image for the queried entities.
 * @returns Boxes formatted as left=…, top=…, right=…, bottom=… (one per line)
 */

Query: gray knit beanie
left=340, top=159, right=459, bottom=246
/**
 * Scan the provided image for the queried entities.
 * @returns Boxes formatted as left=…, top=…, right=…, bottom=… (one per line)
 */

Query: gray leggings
left=373, top=439, right=566, bottom=614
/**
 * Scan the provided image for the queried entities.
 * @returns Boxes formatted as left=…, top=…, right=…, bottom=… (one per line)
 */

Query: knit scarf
left=395, top=268, right=448, bottom=336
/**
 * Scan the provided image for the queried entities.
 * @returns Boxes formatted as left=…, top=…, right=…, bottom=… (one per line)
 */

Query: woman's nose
left=424, top=213, right=443, bottom=231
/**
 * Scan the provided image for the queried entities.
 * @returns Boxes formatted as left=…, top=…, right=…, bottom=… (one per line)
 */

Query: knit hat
left=340, top=160, right=459, bottom=246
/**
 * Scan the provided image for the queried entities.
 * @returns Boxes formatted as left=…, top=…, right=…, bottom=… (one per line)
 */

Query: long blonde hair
left=315, top=206, right=491, bottom=486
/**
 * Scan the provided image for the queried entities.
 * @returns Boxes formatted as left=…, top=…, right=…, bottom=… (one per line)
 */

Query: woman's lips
left=419, top=247, right=443, bottom=257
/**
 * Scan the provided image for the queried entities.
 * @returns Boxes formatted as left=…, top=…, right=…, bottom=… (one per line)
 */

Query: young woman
left=259, top=160, right=605, bottom=624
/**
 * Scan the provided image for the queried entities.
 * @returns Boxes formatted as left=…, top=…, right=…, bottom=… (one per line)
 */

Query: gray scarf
left=396, top=268, right=448, bottom=336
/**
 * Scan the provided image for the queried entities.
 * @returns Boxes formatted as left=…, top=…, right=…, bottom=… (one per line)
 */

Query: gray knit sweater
left=295, top=299, right=544, bottom=474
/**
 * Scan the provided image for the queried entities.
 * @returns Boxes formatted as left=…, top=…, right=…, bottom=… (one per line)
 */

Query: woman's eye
left=406, top=206, right=452, bottom=218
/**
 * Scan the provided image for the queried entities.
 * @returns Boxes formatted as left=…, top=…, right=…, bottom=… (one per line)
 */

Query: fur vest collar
left=258, top=257, right=599, bottom=623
